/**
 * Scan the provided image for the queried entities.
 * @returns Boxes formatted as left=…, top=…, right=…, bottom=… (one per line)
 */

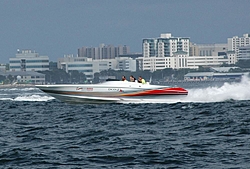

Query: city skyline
left=0, top=0, right=250, bottom=63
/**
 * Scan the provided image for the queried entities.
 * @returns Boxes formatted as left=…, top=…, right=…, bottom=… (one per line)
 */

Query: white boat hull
left=36, top=81, right=188, bottom=104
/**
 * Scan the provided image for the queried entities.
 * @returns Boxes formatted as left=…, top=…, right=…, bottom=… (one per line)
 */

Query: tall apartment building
left=143, top=33, right=190, bottom=58
left=228, top=33, right=250, bottom=54
left=140, top=33, right=189, bottom=71
left=140, top=33, right=238, bottom=72
left=9, top=49, right=49, bottom=72
left=78, top=44, right=130, bottom=60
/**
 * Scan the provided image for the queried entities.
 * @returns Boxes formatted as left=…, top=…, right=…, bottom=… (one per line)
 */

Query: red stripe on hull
left=122, top=87, right=188, bottom=96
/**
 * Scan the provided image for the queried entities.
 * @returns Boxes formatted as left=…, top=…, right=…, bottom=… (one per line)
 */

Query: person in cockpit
left=130, top=75, right=136, bottom=82
left=122, top=75, right=128, bottom=81
left=138, top=76, right=146, bottom=84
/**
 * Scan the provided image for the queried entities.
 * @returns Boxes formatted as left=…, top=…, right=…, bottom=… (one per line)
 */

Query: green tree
left=236, top=60, right=250, bottom=68
left=0, top=75, right=5, bottom=84
left=93, top=72, right=100, bottom=83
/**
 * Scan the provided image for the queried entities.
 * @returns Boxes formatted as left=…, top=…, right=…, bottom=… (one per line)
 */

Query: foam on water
left=14, top=94, right=55, bottom=102
left=8, top=87, right=38, bottom=91
left=0, top=95, right=54, bottom=102
left=121, top=75, right=250, bottom=104
left=0, top=87, right=39, bottom=92
left=185, top=75, right=250, bottom=103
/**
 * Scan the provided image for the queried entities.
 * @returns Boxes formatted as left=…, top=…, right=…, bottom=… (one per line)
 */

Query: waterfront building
left=78, top=44, right=130, bottom=60
left=228, top=33, right=250, bottom=56
left=238, top=45, right=250, bottom=60
left=139, top=53, right=237, bottom=71
left=9, top=49, right=49, bottom=72
left=186, top=54, right=237, bottom=69
left=0, top=71, right=45, bottom=84
left=0, top=64, right=6, bottom=72
left=140, top=51, right=189, bottom=71
left=227, top=51, right=237, bottom=64
left=210, top=67, right=240, bottom=72
left=184, top=72, right=245, bottom=81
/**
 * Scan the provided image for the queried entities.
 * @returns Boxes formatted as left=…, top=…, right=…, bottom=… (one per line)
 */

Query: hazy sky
left=0, top=0, right=249, bottom=63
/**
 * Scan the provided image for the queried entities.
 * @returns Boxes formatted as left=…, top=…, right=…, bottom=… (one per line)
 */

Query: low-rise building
left=9, top=49, right=49, bottom=72
left=0, top=71, right=45, bottom=84
left=57, top=56, right=136, bottom=79
left=0, top=64, right=6, bottom=72
left=184, top=72, right=245, bottom=81
left=238, top=45, right=250, bottom=60
left=138, top=53, right=237, bottom=71
left=190, top=43, right=227, bottom=56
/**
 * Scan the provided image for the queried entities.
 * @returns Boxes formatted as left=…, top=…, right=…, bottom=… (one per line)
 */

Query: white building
left=0, top=64, right=6, bottom=72
left=228, top=33, right=250, bottom=56
left=117, top=58, right=136, bottom=71
left=58, top=56, right=136, bottom=79
left=238, top=45, right=250, bottom=60
left=0, top=71, right=45, bottom=84
left=143, top=33, right=190, bottom=58
left=9, top=49, right=49, bottom=72
left=140, top=33, right=238, bottom=71
left=139, top=53, right=237, bottom=71
left=187, top=55, right=235, bottom=69
left=227, top=51, right=237, bottom=64
left=140, top=51, right=189, bottom=71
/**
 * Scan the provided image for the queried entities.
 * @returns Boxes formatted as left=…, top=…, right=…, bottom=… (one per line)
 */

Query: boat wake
left=0, top=94, right=55, bottom=102
left=120, top=75, right=250, bottom=104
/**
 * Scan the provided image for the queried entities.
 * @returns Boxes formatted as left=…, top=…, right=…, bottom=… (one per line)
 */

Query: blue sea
left=1, top=77, right=250, bottom=168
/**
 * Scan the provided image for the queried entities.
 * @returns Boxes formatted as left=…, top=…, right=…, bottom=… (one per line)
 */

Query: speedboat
left=36, top=80, right=188, bottom=104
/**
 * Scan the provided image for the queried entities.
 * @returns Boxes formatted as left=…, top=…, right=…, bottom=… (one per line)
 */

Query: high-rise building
left=228, top=33, right=250, bottom=55
left=78, top=44, right=130, bottom=60
left=143, top=33, right=190, bottom=58
left=9, top=49, right=49, bottom=72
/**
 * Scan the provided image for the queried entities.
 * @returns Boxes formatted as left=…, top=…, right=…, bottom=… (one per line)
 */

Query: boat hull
left=36, top=81, right=188, bottom=104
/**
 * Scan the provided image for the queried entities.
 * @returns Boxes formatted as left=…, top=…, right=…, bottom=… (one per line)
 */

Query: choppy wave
left=0, top=100, right=250, bottom=168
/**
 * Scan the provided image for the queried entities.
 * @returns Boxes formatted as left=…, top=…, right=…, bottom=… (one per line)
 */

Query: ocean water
left=1, top=77, right=250, bottom=168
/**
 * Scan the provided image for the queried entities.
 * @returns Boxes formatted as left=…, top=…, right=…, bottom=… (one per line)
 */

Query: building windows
left=10, top=60, right=20, bottom=63
left=68, top=64, right=92, bottom=67
left=99, top=63, right=107, bottom=66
